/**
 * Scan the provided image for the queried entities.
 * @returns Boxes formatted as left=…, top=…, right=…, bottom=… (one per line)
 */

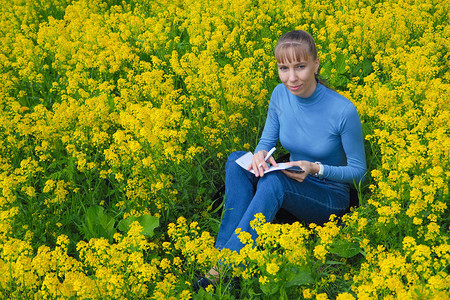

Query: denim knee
left=227, top=151, right=246, bottom=163
left=257, top=172, right=284, bottom=191
left=225, top=151, right=246, bottom=170
left=254, top=172, right=285, bottom=212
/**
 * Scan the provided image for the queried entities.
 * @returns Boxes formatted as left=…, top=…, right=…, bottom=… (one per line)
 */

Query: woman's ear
left=314, top=58, right=320, bottom=73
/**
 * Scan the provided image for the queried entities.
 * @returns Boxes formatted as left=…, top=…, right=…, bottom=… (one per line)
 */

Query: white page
left=235, top=151, right=303, bottom=174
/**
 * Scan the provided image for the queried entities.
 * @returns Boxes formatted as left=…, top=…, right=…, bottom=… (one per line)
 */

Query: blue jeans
left=215, top=151, right=350, bottom=252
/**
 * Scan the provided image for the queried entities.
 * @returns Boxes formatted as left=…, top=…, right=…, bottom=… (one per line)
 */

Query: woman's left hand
left=281, top=161, right=319, bottom=183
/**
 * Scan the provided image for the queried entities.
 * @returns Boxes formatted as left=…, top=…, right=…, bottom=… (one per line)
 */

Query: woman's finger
left=281, top=169, right=306, bottom=182
left=268, top=156, right=278, bottom=167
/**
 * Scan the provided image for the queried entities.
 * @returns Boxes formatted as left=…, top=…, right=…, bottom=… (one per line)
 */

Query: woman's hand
left=248, top=150, right=278, bottom=177
left=281, top=161, right=320, bottom=182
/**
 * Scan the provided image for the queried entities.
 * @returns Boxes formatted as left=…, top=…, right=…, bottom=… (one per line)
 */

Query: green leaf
left=118, top=216, right=136, bottom=232
left=136, top=215, right=159, bottom=237
left=328, top=239, right=362, bottom=258
left=82, top=205, right=116, bottom=241
left=285, top=266, right=315, bottom=287
left=325, top=260, right=346, bottom=265
left=118, top=214, right=159, bottom=237
left=107, top=94, right=115, bottom=112
left=259, top=280, right=280, bottom=296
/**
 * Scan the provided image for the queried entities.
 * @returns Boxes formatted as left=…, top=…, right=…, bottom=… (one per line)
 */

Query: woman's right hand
left=248, top=150, right=278, bottom=177
left=281, top=160, right=319, bottom=182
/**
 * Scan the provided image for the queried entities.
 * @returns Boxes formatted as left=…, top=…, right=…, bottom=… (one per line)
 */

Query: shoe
left=192, top=276, right=215, bottom=292
left=228, top=276, right=240, bottom=292
left=223, top=276, right=241, bottom=295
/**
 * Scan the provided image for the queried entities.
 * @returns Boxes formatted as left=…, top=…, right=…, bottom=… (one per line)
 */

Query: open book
left=235, top=151, right=304, bottom=174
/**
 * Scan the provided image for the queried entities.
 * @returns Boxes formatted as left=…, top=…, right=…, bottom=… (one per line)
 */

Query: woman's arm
left=254, top=90, right=280, bottom=154
left=322, top=103, right=367, bottom=184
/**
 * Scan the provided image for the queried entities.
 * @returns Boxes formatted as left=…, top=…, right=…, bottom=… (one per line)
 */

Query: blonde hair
left=274, top=30, right=318, bottom=63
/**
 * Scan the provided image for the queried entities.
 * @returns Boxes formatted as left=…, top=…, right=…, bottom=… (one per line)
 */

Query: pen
left=258, top=147, right=276, bottom=168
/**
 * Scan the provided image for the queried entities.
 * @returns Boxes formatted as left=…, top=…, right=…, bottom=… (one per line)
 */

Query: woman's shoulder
left=321, top=84, right=351, bottom=103
left=322, top=85, right=356, bottom=108
left=320, top=85, right=359, bottom=118
left=270, top=83, right=290, bottom=103
left=272, top=83, right=288, bottom=94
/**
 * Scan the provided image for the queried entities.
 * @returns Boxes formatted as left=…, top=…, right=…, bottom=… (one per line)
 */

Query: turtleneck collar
left=295, top=81, right=324, bottom=105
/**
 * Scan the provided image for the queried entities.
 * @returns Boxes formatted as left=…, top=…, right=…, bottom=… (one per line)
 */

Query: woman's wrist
left=311, top=162, right=324, bottom=177
left=309, top=161, right=318, bottom=174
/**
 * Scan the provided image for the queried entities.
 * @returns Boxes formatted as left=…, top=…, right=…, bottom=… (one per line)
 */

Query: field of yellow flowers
left=0, top=0, right=448, bottom=298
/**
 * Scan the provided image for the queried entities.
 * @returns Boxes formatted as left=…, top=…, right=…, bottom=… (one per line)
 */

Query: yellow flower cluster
left=167, top=216, right=219, bottom=269
left=0, top=0, right=448, bottom=298
left=0, top=222, right=194, bottom=299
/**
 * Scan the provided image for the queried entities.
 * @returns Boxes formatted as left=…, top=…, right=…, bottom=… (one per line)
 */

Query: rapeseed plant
left=0, top=0, right=448, bottom=298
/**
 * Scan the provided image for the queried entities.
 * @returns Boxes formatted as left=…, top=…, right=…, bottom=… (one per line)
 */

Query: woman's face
left=277, top=52, right=319, bottom=98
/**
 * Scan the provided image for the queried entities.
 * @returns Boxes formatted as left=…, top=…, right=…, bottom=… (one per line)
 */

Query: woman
left=196, top=30, right=366, bottom=289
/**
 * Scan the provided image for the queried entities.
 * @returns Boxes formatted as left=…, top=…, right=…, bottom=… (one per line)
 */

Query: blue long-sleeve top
left=255, top=82, right=367, bottom=186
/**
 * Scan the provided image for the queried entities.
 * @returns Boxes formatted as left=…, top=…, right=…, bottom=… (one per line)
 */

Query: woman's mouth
left=289, top=85, right=301, bottom=91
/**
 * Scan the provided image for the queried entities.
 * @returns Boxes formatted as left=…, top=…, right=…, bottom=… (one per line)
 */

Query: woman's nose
left=289, top=69, right=297, bottom=82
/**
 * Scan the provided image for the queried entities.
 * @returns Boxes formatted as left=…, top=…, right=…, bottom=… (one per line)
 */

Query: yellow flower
left=336, top=293, right=356, bottom=300
left=265, top=262, right=279, bottom=275
left=314, top=244, right=328, bottom=262
left=303, top=288, right=313, bottom=299
left=259, top=275, right=268, bottom=285
left=316, top=293, right=329, bottom=300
